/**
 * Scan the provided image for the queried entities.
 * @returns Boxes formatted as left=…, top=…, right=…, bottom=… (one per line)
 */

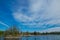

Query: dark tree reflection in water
left=4, top=38, right=19, bottom=40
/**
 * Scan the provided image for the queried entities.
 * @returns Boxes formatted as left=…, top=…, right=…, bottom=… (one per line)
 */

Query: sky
left=0, top=0, right=60, bottom=32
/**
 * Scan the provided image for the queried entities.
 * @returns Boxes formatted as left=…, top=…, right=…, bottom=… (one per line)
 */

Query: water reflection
left=2, top=35, right=60, bottom=40
left=4, top=36, right=37, bottom=40
left=4, top=38, right=20, bottom=40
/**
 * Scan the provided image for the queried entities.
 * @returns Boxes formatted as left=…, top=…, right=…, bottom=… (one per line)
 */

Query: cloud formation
left=0, top=21, right=9, bottom=27
left=13, top=0, right=60, bottom=28
left=41, top=27, right=60, bottom=33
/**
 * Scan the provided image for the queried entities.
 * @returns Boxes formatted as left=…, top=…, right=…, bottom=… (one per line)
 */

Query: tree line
left=0, top=26, right=60, bottom=37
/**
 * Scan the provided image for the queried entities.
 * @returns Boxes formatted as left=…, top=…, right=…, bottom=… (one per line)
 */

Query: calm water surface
left=0, top=35, right=60, bottom=40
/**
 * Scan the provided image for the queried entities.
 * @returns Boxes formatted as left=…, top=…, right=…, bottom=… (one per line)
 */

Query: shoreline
left=4, top=34, right=60, bottom=38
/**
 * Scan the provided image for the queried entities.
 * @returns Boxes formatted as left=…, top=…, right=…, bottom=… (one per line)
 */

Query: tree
left=4, top=25, right=20, bottom=36
left=34, top=31, right=37, bottom=35
left=0, top=31, right=4, bottom=36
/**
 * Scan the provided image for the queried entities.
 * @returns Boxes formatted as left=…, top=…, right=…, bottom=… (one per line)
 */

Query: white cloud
left=41, top=27, right=60, bottom=33
left=29, top=0, right=46, bottom=13
left=0, top=21, right=9, bottom=28
left=13, top=0, right=60, bottom=28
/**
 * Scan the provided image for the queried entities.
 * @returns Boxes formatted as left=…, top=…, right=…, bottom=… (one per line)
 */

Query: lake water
left=0, top=35, right=60, bottom=40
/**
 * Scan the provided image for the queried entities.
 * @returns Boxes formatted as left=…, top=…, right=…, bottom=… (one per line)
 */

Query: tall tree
left=4, top=25, right=20, bottom=36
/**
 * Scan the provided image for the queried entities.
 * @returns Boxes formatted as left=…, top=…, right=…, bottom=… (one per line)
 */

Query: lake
left=0, top=35, right=60, bottom=40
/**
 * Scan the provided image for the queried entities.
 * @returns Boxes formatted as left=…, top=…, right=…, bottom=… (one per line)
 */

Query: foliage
left=0, top=31, right=4, bottom=36
left=4, top=26, right=19, bottom=36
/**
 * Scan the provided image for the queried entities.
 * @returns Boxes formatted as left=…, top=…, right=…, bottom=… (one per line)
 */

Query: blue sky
left=0, top=0, right=60, bottom=32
